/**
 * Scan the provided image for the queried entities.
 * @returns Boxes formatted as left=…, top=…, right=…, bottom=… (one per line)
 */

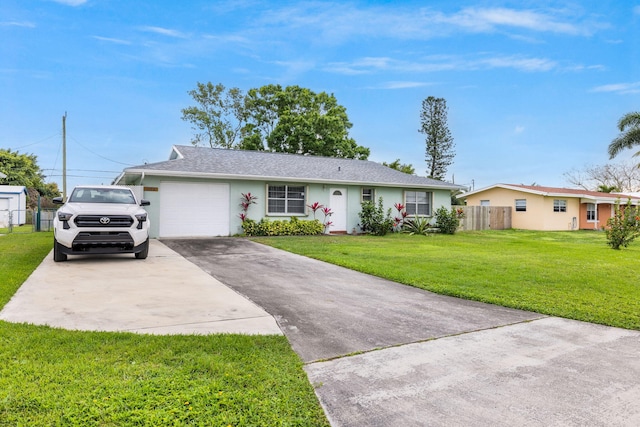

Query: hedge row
left=242, top=217, right=324, bottom=236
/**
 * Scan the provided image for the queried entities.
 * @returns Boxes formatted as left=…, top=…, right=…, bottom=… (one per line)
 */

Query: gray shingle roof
left=122, top=145, right=463, bottom=190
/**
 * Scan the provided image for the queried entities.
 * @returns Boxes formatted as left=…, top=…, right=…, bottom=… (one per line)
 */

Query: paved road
left=163, top=238, right=640, bottom=427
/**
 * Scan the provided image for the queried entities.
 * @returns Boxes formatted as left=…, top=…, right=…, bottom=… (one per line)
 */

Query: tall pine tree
left=420, top=96, right=455, bottom=180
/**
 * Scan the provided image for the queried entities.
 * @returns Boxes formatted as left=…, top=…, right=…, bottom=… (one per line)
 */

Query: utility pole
left=62, top=112, right=67, bottom=201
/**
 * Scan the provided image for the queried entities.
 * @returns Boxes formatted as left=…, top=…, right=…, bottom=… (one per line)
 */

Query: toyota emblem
left=99, top=217, right=111, bottom=224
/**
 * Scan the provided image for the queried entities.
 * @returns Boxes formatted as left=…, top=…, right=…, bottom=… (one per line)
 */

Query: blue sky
left=2, top=0, right=639, bottom=192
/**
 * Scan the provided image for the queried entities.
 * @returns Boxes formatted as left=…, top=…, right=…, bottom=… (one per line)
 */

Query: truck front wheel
left=135, top=239, right=149, bottom=259
left=53, top=238, right=67, bottom=262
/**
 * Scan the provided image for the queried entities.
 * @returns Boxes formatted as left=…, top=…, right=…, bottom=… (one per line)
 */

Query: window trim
left=266, top=184, right=307, bottom=216
left=586, top=203, right=597, bottom=222
left=404, top=190, right=432, bottom=217
left=553, top=199, right=567, bottom=213
left=361, top=187, right=375, bottom=202
left=515, top=199, right=527, bottom=212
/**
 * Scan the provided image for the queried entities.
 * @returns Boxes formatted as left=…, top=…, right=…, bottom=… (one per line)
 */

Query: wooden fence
left=458, top=206, right=512, bottom=231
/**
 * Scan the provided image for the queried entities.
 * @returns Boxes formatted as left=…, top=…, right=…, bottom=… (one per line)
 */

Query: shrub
left=402, top=216, right=434, bottom=235
left=434, top=206, right=463, bottom=235
left=358, top=197, right=393, bottom=236
left=242, top=217, right=324, bottom=236
left=606, top=199, right=640, bottom=249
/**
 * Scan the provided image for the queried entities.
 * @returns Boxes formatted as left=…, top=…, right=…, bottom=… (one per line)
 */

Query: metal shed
left=0, top=186, right=28, bottom=227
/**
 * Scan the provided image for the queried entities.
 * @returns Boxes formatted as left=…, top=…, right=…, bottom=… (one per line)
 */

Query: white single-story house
left=114, top=145, right=464, bottom=238
left=0, top=185, right=27, bottom=227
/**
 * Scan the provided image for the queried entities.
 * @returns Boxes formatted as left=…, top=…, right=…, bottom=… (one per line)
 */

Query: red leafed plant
left=239, top=192, right=257, bottom=223
left=307, top=202, right=324, bottom=220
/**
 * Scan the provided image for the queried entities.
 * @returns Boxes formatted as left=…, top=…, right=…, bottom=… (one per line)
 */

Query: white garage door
left=159, top=182, right=230, bottom=237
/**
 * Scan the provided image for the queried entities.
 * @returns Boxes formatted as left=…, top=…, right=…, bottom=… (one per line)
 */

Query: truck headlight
left=135, top=213, right=147, bottom=229
left=57, top=212, right=73, bottom=229
left=57, top=212, right=73, bottom=221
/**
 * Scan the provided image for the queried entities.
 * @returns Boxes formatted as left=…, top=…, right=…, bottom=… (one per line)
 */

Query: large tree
left=181, top=82, right=370, bottom=160
left=0, top=149, right=60, bottom=205
left=608, top=112, right=640, bottom=159
left=181, top=82, right=247, bottom=148
left=563, top=161, right=640, bottom=193
left=420, top=96, right=455, bottom=180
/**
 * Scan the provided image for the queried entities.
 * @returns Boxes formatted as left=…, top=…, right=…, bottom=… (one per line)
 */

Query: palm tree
left=608, top=112, right=640, bottom=159
left=597, top=184, right=620, bottom=193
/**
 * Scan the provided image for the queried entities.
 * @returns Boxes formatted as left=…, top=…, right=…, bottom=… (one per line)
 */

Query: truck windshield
left=69, top=188, right=136, bottom=204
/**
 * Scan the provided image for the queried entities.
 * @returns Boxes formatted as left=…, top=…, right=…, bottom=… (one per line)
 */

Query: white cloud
left=325, top=54, right=558, bottom=75
left=514, top=126, right=525, bottom=134
left=447, top=7, right=589, bottom=36
left=254, top=4, right=602, bottom=43
left=0, top=21, right=35, bottom=28
left=202, top=34, right=251, bottom=45
left=139, top=26, right=187, bottom=38
left=92, top=36, right=131, bottom=45
left=478, top=56, right=557, bottom=72
left=591, top=82, right=640, bottom=94
left=378, top=81, right=434, bottom=90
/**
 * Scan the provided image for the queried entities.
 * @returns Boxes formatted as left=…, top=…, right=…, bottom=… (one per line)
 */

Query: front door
left=329, top=188, right=347, bottom=233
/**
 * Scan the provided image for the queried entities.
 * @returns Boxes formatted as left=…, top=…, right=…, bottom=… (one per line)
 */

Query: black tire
left=135, top=238, right=149, bottom=259
left=53, top=238, right=67, bottom=262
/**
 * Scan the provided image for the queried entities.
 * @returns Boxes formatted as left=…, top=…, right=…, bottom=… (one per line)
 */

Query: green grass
left=0, top=224, right=37, bottom=235
left=252, top=230, right=640, bottom=330
left=0, top=233, right=329, bottom=426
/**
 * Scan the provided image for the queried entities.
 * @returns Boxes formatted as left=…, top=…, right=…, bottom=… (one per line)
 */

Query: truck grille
left=72, top=232, right=135, bottom=250
left=74, top=215, right=134, bottom=228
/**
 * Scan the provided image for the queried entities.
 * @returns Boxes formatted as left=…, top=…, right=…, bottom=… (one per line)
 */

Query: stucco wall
left=135, top=175, right=451, bottom=237
left=464, top=187, right=582, bottom=231
left=578, top=203, right=614, bottom=230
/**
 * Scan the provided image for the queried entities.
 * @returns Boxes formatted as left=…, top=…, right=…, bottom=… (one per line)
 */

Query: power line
left=45, top=174, right=118, bottom=179
left=10, top=133, right=60, bottom=150
left=69, top=136, right=136, bottom=166
left=43, top=168, right=122, bottom=173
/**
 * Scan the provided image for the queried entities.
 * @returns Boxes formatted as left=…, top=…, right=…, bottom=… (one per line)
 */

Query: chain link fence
left=0, top=208, right=56, bottom=233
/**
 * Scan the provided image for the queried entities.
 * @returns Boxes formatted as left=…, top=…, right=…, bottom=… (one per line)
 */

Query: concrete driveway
left=163, top=238, right=640, bottom=427
left=0, top=240, right=281, bottom=335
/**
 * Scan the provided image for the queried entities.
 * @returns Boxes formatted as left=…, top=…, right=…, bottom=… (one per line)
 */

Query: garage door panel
left=160, top=182, right=229, bottom=237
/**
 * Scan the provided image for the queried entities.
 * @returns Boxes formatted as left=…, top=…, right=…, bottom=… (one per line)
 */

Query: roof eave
left=120, top=169, right=462, bottom=190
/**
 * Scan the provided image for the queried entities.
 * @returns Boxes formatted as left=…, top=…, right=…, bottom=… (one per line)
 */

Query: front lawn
left=0, top=233, right=329, bottom=426
left=252, top=230, right=640, bottom=330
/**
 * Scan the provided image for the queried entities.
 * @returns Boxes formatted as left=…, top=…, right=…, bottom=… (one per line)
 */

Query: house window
left=268, top=185, right=305, bottom=214
left=587, top=203, right=596, bottom=221
left=362, top=188, right=374, bottom=202
left=515, top=199, right=526, bottom=212
left=553, top=199, right=567, bottom=212
left=405, top=191, right=432, bottom=216
left=480, top=200, right=490, bottom=207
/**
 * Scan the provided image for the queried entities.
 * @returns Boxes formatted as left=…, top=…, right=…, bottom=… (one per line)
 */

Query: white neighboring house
left=0, top=185, right=28, bottom=227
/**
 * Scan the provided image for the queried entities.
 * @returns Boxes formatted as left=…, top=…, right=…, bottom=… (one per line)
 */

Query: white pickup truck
left=52, top=186, right=150, bottom=262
